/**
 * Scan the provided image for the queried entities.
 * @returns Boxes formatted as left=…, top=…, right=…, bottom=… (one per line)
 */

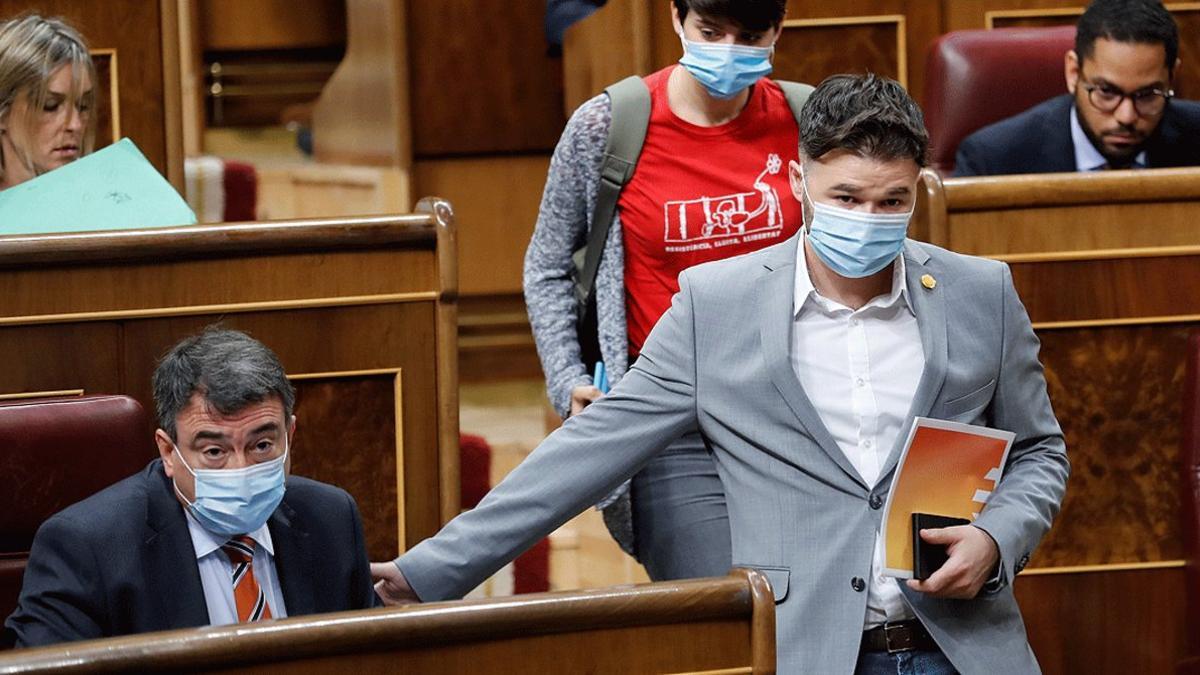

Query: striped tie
left=221, top=536, right=272, bottom=622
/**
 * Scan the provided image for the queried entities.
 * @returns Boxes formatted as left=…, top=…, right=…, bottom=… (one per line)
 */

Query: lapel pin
left=921, top=274, right=937, bottom=290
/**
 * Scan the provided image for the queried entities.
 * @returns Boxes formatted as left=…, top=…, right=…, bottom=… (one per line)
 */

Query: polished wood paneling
left=1016, top=566, right=1187, bottom=675
left=458, top=294, right=542, bottom=383
left=775, top=17, right=905, bottom=88
left=407, top=0, right=565, bottom=158
left=561, top=0, right=653, bottom=115
left=255, top=165, right=410, bottom=220
left=0, top=0, right=182, bottom=188
left=0, top=208, right=457, bottom=553
left=413, top=155, right=548, bottom=297
left=0, top=324, right=121, bottom=397
left=200, top=0, right=345, bottom=51
left=1006, top=251, right=1200, bottom=325
left=312, top=0, right=410, bottom=167
left=290, top=374, right=400, bottom=560
left=1034, top=325, right=1189, bottom=566
left=0, top=570, right=776, bottom=675
left=918, top=169, right=1200, bottom=255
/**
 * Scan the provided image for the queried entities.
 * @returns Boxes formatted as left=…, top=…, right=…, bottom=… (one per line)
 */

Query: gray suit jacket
left=399, top=235, right=1068, bottom=674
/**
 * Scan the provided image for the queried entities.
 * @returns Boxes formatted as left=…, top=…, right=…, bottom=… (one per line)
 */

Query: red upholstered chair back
left=923, top=26, right=1077, bottom=173
left=0, top=395, right=155, bottom=626
left=1183, top=333, right=1200, bottom=671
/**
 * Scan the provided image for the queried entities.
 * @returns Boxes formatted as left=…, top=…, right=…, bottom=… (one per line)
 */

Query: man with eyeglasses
left=954, top=0, right=1200, bottom=176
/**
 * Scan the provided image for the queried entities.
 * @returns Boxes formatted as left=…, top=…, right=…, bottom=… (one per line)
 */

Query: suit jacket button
left=869, top=494, right=883, bottom=510
left=851, top=577, right=866, bottom=592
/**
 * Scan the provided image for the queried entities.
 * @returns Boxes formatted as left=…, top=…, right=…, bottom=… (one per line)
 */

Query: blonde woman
left=0, top=14, right=95, bottom=190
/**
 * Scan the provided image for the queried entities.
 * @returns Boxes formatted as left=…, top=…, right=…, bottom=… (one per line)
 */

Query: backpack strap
left=574, top=75, right=652, bottom=306
left=776, top=80, right=815, bottom=126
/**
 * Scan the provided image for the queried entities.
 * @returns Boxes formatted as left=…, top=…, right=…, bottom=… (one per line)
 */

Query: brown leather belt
left=860, top=620, right=939, bottom=653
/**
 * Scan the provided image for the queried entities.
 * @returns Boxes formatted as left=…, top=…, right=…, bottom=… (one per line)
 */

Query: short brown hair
left=799, top=74, right=929, bottom=167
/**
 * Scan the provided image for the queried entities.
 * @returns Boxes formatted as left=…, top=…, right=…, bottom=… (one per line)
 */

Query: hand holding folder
left=881, top=417, right=1014, bottom=585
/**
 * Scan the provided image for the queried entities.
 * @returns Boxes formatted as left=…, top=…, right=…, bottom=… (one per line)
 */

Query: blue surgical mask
left=678, top=34, right=773, bottom=100
left=803, top=177, right=913, bottom=278
left=172, top=439, right=288, bottom=537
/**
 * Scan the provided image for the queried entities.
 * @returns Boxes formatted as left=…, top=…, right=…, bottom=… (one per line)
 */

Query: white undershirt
left=185, top=511, right=288, bottom=625
left=791, top=235, right=925, bottom=628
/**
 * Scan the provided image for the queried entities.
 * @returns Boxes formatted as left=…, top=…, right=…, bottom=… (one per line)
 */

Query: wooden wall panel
left=413, top=156, right=548, bottom=297
left=291, top=374, right=400, bottom=561
left=200, top=0, right=345, bottom=51
left=0, top=0, right=178, bottom=184
left=1016, top=566, right=1187, bottom=675
left=1008, top=253, right=1200, bottom=325
left=774, top=17, right=905, bottom=89
left=406, top=0, right=566, bottom=157
left=1034, top=325, right=1189, bottom=566
left=0, top=324, right=122, bottom=397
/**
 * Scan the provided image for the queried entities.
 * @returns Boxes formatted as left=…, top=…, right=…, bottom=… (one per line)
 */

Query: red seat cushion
left=923, top=26, right=1076, bottom=173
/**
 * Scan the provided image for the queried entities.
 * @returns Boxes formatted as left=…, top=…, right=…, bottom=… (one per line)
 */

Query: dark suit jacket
left=4, top=459, right=379, bottom=647
left=953, top=93, right=1200, bottom=176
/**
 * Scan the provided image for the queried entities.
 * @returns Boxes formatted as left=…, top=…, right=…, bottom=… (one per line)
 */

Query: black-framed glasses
left=1080, top=78, right=1174, bottom=116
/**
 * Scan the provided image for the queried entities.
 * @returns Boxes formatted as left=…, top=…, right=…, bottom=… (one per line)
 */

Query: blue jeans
left=630, top=430, right=732, bottom=581
left=855, top=650, right=959, bottom=675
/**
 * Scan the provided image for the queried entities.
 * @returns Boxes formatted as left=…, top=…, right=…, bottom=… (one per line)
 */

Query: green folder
left=0, top=138, right=197, bottom=234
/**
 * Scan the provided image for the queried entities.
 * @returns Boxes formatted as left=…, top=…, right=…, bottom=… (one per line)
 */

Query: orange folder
left=881, top=417, right=1015, bottom=579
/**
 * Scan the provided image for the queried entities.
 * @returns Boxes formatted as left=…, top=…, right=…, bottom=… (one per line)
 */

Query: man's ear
left=788, top=159, right=804, bottom=202
left=670, top=0, right=683, bottom=36
left=1065, top=50, right=1080, bottom=94
left=1173, top=56, right=1183, bottom=79
left=155, top=429, right=176, bottom=477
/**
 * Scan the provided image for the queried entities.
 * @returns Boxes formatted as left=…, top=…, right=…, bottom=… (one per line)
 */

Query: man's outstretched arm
left=379, top=272, right=706, bottom=603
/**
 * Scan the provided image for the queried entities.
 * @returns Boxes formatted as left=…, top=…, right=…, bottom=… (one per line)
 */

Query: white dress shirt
left=185, top=512, right=288, bottom=625
left=791, top=235, right=925, bottom=628
left=1070, top=104, right=1146, bottom=171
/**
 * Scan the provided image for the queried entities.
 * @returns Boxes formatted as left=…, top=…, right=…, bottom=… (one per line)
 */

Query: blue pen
left=592, top=361, right=609, bottom=394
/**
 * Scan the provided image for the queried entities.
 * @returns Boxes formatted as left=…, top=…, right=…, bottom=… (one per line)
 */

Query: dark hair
left=1076, top=0, right=1178, bottom=73
left=152, top=327, right=296, bottom=440
left=798, top=74, right=929, bottom=167
left=672, top=0, right=787, bottom=33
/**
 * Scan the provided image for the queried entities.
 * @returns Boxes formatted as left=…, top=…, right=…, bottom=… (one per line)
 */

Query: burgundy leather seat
left=923, top=26, right=1076, bottom=174
left=0, top=395, right=155, bottom=629
left=1182, top=334, right=1200, bottom=674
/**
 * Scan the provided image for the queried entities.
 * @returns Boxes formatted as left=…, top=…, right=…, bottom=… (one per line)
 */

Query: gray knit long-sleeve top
left=524, top=92, right=630, bottom=420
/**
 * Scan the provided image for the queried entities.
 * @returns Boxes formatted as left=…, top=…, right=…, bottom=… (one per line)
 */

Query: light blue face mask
left=803, top=177, right=913, bottom=278
left=678, top=34, right=774, bottom=100
left=172, top=438, right=288, bottom=537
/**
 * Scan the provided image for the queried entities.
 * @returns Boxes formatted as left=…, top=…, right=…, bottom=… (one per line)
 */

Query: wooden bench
left=0, top=198, right=459, bottom=559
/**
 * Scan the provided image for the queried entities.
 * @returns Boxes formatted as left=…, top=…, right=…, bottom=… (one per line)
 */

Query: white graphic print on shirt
left=662, top=154, right=785, bottom=253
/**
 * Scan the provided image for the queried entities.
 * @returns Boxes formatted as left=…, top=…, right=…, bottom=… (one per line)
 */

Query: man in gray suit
left=374, top=74, right=1068, bottom=674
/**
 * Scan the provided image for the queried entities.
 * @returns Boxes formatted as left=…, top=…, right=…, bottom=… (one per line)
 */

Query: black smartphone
left=911, top=512, right=970, bottom=580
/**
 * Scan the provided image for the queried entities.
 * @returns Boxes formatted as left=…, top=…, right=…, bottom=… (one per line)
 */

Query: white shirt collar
left=1071, top=104, right=1147, bottom=171
left=184, top=508, right=275, bottom=560
left=793, top=232, right=913, bottom=317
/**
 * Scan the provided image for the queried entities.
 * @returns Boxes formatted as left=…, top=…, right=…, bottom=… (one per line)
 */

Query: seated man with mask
left=5, top=328, right=378, bottom=647
left=374, top=74, right=1069, bottom=674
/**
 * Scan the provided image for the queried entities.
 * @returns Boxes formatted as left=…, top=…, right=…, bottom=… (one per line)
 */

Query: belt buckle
left=883, top=622, right=916, bottom=654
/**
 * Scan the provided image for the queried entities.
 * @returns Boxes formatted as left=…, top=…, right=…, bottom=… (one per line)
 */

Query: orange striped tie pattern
left=221, top=536, right=272, bottom=622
